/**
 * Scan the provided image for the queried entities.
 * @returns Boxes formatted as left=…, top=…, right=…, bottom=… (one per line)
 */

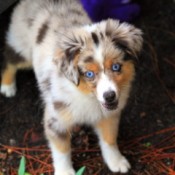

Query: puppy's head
left=54, top=19, right=143, bottom=111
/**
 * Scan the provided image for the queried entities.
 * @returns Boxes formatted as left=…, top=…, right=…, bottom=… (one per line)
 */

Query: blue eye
left=112, top=63, right=121, bottom=72
left=85, top=71, right=95, bottom=79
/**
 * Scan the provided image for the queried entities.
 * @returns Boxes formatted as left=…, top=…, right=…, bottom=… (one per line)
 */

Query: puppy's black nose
left=103, top=91, right=116, bottom=103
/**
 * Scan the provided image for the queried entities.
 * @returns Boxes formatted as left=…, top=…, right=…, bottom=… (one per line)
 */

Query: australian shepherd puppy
left=0, top=0, right=143, bottom=174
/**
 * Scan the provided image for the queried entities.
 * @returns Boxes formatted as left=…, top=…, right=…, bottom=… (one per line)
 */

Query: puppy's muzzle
left=102, top=91, right=118, bottom=110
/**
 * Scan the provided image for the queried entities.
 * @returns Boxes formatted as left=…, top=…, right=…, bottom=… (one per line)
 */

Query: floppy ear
left=104, top=19, right=143, bottom=58
left=53, top=31, right=85, bottom=85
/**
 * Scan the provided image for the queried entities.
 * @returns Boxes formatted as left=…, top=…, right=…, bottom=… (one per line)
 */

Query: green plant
left=143, top=142, right=152, bottom=147
left=18, top=156, right=42, bottom=175
left=18, top=156, right=27, bottom=175
left=18, top=155, right=85, bottom=175
left=76, top=166, right=86, bottom=175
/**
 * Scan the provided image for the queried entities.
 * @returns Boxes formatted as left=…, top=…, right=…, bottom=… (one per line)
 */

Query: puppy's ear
left=53, top=32, right=85, bottom=85
left=104, top=19, right=143, bottom=58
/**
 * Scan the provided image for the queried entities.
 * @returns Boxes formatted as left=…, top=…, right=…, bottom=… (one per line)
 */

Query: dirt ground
left=0, top=0, right=175, bottom=175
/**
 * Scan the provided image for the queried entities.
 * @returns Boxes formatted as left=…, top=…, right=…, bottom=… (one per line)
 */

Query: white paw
left=100, top=143, right=131, bottom=173
left=107, top=155, right=131, bottom=173
left=55, top=169, right=75, bottom=175
left=0, top=83, right=16, bottom=97
left=50, top=144, right=75, bottom=175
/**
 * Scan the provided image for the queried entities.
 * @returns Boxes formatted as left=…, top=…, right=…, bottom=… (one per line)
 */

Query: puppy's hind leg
left=95, top=115, right=131, bottom=173
left=1, top=63, right=17, bottom=97
left=0, top=45, right=31, bottom=97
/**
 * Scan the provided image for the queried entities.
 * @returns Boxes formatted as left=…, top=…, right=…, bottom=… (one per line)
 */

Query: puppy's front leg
left=95, top=115, right=131, bottom=173
left=44, top=108, right=75, bottom=175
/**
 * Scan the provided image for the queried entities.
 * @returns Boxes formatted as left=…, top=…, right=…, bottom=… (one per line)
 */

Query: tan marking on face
left=77, top=78, right=95, bottom=94
left=85, top=63, right=100, bottom=72
left=113, top=61, right=135, bottom=89
left=96, top=116, right=119, bottom=145
left=103, top=49, right=123, bottom=70
left=104, top=57, right=113, bottom=70
left=77, top=63, right=100, bottom=94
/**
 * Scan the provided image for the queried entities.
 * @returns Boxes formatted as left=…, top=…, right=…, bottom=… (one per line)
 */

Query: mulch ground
left=0, top=0, right=175, bottom=175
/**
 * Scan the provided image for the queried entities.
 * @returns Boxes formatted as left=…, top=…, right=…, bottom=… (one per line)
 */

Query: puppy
left=0, top=0, right=143, bottom=174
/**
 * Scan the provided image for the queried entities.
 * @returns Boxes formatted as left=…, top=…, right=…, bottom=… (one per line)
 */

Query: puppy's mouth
left=102, top=101, right=118, bottom=110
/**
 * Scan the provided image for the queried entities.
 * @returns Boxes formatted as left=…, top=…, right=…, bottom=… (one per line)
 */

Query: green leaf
left=144, top=142, right=152, bottom=147
left=76, top=166, right=86, bottom=175
left=24, top=173, right=31, bottom=175
left=18, top=156, right=26, bottom=175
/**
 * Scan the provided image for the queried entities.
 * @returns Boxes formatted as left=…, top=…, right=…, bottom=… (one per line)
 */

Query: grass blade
left=76, top=166, right=86, bottom=175
left=18, top=156, right=26, bottom=175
